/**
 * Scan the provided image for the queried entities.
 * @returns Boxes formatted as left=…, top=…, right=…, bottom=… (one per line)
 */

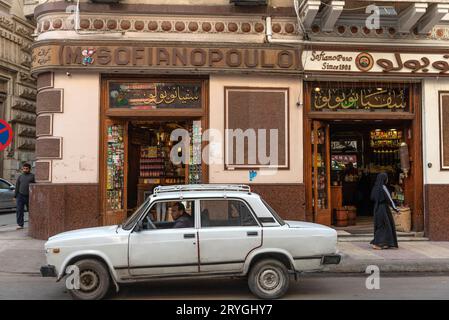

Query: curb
left=322, top=258, right=449, bottom=273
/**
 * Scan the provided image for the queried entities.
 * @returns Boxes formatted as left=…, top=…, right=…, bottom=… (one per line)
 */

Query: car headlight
left=45, top=248, right=60, bottom=254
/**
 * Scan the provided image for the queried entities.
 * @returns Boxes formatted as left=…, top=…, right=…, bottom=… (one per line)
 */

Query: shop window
left=224, top=87, right=289, bottom=169
left=108, top=81, right=202, bottom=110
left=439, top=92, right=449, bottom=170
left=200, top=199, right=258, bottom=227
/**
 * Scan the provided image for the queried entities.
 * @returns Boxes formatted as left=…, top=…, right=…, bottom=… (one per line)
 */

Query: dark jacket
left=15, top=173, right=35, bottom=197
left=173, top=213, right=194, bottom=228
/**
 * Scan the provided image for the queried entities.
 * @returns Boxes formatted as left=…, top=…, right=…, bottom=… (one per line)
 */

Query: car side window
left=142, top=200, right=195, bottom=230
left=0, top=180, right=10, bottom=190
left=200, top=199, right=257, bottom=228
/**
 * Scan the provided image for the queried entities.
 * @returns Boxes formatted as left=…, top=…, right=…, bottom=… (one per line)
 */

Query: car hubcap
left=258, top=268, right=282, bottom=292
left=79, top=269, right=100, bottom=292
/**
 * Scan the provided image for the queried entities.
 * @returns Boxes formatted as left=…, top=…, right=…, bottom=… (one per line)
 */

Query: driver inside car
left=171, top=202, right=194, bottom=228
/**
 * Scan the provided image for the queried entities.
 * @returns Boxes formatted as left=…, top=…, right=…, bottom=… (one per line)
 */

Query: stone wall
left=0, top=2, right=36, bottom=182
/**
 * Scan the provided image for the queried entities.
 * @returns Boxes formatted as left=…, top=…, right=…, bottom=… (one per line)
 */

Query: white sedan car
left=41, top=185, right=341, bottom=299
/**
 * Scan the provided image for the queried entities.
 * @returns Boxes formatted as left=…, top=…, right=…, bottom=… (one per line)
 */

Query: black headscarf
left=370, top=173, right=388, bottom=202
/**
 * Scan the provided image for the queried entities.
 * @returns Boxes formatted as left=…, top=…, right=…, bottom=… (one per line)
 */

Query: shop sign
left=109, top=82, right=201, bottom=109
left=304, top=50, right=449, bottom=75
left=311, top=87, right=408, bottom=111
left=31, top=43, right=302, bottom=74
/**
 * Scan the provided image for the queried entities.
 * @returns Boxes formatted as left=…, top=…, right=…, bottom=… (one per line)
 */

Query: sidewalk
left=324, top=240, right=449, bottom=273
left=1, top=226, right=449, bottom=275
left=0, top=226, right=46, bottom=275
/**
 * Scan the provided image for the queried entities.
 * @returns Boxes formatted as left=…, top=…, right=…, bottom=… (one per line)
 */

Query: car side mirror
left=9, top=186, right=15, bottom=190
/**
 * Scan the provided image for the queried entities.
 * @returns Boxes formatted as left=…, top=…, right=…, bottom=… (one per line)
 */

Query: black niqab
left=370, top=173, right=398, bottom=248
left=370, top=172, right=388, bottom=203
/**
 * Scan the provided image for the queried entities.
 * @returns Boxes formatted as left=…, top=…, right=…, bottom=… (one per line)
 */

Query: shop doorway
left=306, top=119, right=420, bottom=233
left=100, top=76, right=208, bottom=226
left=303, top=81, right=424, bottom=234
left=127, top=120, right=203, bottom=212
left=102, top=118, right=204, bottom=224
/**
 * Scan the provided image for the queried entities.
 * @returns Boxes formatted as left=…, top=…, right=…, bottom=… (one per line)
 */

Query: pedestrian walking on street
left=14, top=163, right=35, bottom=230
left=370, top=172, right=399, bottom=250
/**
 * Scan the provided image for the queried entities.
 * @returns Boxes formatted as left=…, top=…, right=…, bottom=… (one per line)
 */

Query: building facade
left=30, top=0, right=449, bottom=241
left=0, top=0, right=37, bottom=182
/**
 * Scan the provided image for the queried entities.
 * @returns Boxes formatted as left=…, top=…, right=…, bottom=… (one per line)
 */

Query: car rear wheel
left=69, top=259, right=111, bottom=300
left=248, top=259, right=290, bottom=299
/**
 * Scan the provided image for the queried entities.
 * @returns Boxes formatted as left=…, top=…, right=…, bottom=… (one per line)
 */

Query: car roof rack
left=153, top=184, right=251, bottom=195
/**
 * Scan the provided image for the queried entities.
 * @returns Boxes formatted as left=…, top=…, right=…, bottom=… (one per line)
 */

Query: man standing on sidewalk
left=14, top=163, right=35, bottom=229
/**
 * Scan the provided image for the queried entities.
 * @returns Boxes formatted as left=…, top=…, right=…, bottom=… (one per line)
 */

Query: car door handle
left=247, top=231, right=258, bottom=236
left=184, top=233, right=196, bottom=239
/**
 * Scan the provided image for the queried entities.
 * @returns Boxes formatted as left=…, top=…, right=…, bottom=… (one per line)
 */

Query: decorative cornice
left=36, top=14, right=270, bottom=36
left=33, top=12, right=449, bottom=44
left=307, top=23, right=449, bottom=42
left=0, top=16, right=14, bottom=31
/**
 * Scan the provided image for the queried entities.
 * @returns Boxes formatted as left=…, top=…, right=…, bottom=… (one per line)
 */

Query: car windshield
left=122, top=198, right=152, bottom=230
left=261, top=199, right=286, bottom=226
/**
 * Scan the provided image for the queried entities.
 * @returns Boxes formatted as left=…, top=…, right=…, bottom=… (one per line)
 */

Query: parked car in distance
left=41, top=184, right=341, bottom=300
left=0, top=178, right=16, bottom=213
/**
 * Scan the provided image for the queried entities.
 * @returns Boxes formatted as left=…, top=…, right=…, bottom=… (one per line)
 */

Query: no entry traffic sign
left=0, top=119, right=13, bottom=152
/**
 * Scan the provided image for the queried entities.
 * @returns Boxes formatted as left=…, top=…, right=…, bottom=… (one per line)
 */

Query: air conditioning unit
left=230, top=0, right=268, bottom=6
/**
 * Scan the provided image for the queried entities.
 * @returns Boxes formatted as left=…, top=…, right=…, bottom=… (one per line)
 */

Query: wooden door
left=311, top=121, right=332, bottom=226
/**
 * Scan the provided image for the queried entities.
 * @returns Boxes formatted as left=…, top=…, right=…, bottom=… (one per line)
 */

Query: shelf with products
left=370, top=129, right=403, bottom=148
left=312, top=124, right=329, bottom=212
left=106, top=124, right=125, bottom=211
left=187, top=120, right=203, bottom=184
left=138, top=142, right=184, bottom=178
left=311, top=128, right=326, bottom=145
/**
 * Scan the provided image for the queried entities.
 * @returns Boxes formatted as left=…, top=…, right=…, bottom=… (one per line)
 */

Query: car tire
left=68, top=259, right=111, bottom=300
left=248, top=259, right=290, bottom=299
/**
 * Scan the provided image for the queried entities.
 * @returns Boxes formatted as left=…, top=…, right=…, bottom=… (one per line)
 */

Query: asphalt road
left=0, top=273, right=448, bottom=300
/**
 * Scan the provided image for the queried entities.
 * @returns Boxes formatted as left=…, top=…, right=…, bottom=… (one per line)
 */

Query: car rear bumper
left=40, top=265, right=57, bottom=277
left=321, top=254, right=341, bottom=265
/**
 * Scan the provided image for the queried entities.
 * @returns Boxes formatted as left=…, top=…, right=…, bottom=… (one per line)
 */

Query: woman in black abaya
left=370, top=173, right=399, bottom=250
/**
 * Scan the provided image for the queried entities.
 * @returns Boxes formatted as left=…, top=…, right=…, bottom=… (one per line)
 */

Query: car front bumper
left=321, top=254, right=341, bottom=265
left=40, top=265, right=57, bottom=277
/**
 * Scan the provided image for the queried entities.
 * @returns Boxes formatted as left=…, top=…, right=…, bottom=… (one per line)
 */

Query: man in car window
left=172, top=202, right=194, bottom=228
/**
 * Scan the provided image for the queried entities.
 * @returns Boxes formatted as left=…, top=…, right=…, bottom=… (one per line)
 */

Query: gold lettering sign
left=304, top=50, right=449, bottom=75
left=31, top=43, right=302, bottom=74
left=109, top=82, right=201, bottom=109
left=376, top=52, right=449, bottom=74
left=312, top=87, right=408, bottom=111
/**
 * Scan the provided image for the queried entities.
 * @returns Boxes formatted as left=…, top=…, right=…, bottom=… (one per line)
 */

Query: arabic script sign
left=311, top=87, right=408, bottom=111
left=304, top=50, right=449, bottom=75
left=109, top=82, right=201, bottom=109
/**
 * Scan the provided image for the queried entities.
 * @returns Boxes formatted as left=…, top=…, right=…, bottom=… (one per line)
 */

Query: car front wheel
left=248, top=259, right=290, bottom=299
left=69, top=259, right=111, bottom=300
